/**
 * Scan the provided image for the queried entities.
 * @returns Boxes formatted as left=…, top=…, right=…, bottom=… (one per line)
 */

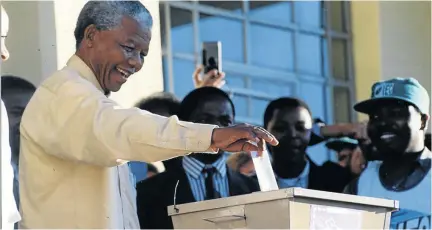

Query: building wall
left=351, top=1, right=431, bottom=131
left=380, top=1, right=431, bottom=90
left=1, top=0, right=164, bottom=108
left=379, top=1, right=431, bottom=123
left=351, top=1, right=382, bottom=122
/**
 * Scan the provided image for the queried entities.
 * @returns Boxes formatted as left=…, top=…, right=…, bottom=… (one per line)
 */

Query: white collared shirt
left=18, top=55, right=217, bottom=229
left=1, top=99, right=21, bottom=229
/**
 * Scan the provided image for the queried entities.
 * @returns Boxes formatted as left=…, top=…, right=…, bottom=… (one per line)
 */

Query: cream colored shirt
left=19, top=55, right=217, bottom=229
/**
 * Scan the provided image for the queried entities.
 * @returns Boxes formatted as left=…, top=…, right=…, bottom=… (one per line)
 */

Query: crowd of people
left=1, top=1, right=431, bottom=230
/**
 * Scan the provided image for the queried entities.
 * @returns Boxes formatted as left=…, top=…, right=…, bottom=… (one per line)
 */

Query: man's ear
left=83, top=24, right=98, bottom=47
left=420, top=114, right=429, bottom=130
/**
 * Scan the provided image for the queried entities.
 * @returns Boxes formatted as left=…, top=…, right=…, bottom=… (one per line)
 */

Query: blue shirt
left=276, top=159, right=310, bottom=189
left=182, top=155, right=229, bottom=201
left=357, top=160, right=431, bottom=229
left=128, top=162, right=148, bottom=185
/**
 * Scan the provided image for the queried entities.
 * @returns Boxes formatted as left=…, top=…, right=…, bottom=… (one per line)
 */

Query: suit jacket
left=18, top=55, right=218, bottom=229
left=136, top=166, right=259, bottom=229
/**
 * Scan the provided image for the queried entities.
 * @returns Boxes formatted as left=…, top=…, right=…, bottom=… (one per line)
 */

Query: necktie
left=203, top=167, right=216, bottom=200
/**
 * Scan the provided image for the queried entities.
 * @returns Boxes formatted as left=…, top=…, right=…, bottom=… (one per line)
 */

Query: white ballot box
left=168, top=188, right=398, bottom=229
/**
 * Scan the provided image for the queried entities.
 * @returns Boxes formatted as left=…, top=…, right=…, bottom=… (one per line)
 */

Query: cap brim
left=354, top=97, right=415, bottom=114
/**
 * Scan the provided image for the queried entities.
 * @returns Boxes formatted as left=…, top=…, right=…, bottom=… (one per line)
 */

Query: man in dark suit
left=1, top=75, right=36, bottom=217
left=136, top=87, right=259, bottom=229
left=264, top=97, right=352, bottom=193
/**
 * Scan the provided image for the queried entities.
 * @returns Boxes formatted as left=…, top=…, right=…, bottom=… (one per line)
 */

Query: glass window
left=249, top=1, right=292, bottom=26
left=331, top=38, right=348, bottom=80
left=321, top=38, right=330, bottom=77
left=251, top=98, right=269, bottom=121
left=249, top=78, right=292, bottom=98
left=300, top=82, right=325, bottom=120
left=172, top=58, right=195, bottom=99
left=198, top=1, right=243, bottom=14
left=294, top=1, right=322, bottom=28
left=329, top=1, right=345, bottom=32
left=161, top=0, right=355, bottom=139
left=231, top=94, right=248, bottom=118
left=199, top=13, right=244, bottom=63
left=224, top=73, right=247, bottom=89
left=299, top=81, right=328, bottom=165
left=250, top=24, right=294, bottom=70
left=170, top=7, right=194, bottom=54
left=333, top=86, right=351, bottom=123
left=296, top=33, right=323, bottom=76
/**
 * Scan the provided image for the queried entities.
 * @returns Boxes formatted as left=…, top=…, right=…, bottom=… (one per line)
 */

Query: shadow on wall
left=1, top=1, right=57, bottom=86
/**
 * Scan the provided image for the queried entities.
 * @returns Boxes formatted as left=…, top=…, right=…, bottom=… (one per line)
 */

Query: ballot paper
left=250, top=144, right=279, bottom=192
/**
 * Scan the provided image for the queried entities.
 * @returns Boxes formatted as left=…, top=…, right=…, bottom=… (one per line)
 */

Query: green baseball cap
left=354, top=77, right=430, bottom=115
left=325, top=137, right=358, bottom=152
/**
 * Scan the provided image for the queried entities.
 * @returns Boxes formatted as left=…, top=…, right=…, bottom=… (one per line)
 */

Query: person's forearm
left=32, top=86, right=218, bottom=167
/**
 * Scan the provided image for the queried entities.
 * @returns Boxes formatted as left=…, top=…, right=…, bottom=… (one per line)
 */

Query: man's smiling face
left=367, top=100, right=424, bottom=159
left=84, top=16, right=152, bottom=93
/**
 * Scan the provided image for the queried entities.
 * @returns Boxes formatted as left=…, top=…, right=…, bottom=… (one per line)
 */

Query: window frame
left=160, top=0, right=357, bottom=126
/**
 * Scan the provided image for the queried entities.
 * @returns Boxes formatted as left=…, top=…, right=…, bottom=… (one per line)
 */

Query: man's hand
left=193, top=65, right=226, bottom=89
left=210, top=124, right=278, bottom=155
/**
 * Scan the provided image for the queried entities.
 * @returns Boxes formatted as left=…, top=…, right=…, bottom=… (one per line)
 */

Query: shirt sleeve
left=21, top=77, right=218, bottom=167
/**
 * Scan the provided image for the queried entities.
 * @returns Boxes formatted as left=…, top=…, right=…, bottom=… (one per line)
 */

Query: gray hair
left=74, top=0, right=153, bottom=49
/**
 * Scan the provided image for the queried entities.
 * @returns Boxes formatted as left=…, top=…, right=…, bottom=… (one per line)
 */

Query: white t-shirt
left=1, top=99, right=21, bottom=229
left=357, top=160, right=431, bottom=229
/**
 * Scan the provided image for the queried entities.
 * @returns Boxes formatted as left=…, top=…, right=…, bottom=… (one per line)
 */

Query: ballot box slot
left=202, top=214, right=246, bottom=223
left=202, top=205, right=246, bottom=224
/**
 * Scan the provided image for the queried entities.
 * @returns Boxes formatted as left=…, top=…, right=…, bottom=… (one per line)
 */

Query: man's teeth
left=380, top=133, right=396, bottom=140
left=117, top=68, right=129, bottom=77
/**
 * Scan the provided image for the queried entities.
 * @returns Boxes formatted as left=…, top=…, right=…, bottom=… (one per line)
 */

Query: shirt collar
left=183, top=155, right=227, bottom=179
left=66, top=54, right=110, bottom=96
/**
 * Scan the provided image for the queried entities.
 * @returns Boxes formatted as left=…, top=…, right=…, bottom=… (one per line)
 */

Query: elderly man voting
left=18, top=1, right=278, bottom=229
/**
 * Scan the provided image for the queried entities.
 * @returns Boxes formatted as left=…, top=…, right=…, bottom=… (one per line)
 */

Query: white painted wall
left=379, top=1, right=431, bottom=124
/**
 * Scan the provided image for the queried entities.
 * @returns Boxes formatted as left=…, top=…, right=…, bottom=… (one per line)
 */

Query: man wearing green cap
left=345, top=77, right=431, bottom=229
left=325, top=137, right=366, bottom=176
